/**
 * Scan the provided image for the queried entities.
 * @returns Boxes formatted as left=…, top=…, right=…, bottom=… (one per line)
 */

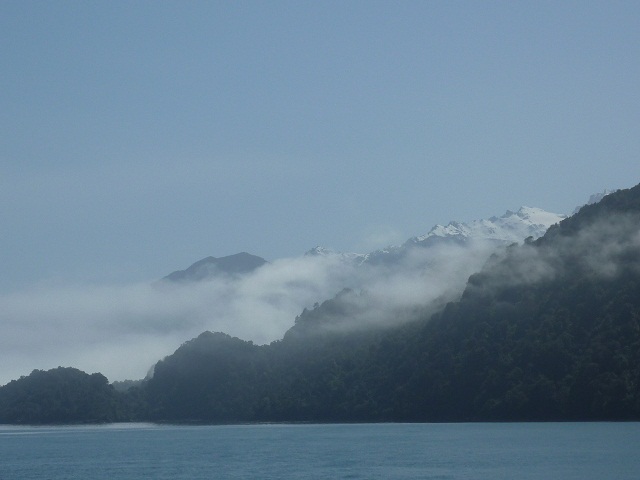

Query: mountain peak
left=162, top=252, right=268, bottom=283
left=304, top=246, right=366, bottom=265
left=304, top=246, right=335, bottom=257
left=410, top=207, right=566, bottom=246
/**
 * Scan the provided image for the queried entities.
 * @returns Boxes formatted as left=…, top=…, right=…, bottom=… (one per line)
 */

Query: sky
left=2, top=1, right=640, bottom=289
left=1, top=2, right=640, bottom=383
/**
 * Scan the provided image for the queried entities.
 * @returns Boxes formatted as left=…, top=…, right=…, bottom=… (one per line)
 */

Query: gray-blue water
left=0, top=422, right=638, bottom=479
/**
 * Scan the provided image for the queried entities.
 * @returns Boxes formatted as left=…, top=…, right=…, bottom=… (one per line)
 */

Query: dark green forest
left=2, top=184, right=640, bottom=424
left=0, top=368, right=130, bottom=423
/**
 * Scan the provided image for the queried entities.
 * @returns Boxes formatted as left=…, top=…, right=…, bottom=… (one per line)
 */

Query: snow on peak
left=411, top=207, right=566, bottom=246
left=304, top=246, right=366, bottom=264
left=306, top=203, right=577, bottom=268
left=304, top=246, right=335, bottom=256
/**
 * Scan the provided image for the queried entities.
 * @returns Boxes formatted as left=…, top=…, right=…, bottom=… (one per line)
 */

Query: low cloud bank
left=0, top=241, right=507, bottom=385
left=457, top=212, right=640, bottom=317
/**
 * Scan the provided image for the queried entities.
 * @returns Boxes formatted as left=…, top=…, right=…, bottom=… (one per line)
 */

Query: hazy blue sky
left=2, top=1, right=639, bottom=291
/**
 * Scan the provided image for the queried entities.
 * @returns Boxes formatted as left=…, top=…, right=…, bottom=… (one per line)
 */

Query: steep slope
left=572, top=189, right=617, bottom=214
left=141, top=184, right=640, bottom=423
left=391, top=183, right=640, bottom=420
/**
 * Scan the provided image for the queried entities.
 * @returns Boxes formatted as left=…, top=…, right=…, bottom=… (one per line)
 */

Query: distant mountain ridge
left=307, top=190, right=621, bottom=266
left=410, top=206, right=566, bottom=245
left=162, top=193, right=602, bottom=283
left=162, top=252, right=267, bottom=283
left=304, top=246, right=366, bottom=264
left=309, top=206, right=567, bottom=267
left=168, top=206, right=566, bottom=281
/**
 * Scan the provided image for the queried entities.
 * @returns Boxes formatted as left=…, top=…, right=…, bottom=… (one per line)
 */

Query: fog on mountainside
left=132, top=183, right=640, bottom=423
left=2, top=185, right=639, bottom=423
left=0, top=201, right=570, bottom=386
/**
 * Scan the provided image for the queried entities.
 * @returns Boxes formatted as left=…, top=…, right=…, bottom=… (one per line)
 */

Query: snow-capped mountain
left=407, top=206, right=566, bottom=247
left=304, top=246, right=366, bottom=264
left=310, top=190, right=617, bottom=268
left=163, top=192, right=608, bottom=284
left=359, top=206, right=566, bottom=266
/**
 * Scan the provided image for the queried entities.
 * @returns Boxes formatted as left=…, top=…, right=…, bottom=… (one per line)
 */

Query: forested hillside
left=139, top=184, right=640, bottom=422
left=2, top=184, right=640, bottom=424
left=0, top=368, right=131, bottom=424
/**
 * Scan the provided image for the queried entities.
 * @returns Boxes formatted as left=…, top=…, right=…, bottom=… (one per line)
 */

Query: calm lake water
left=0, top=422, right=638, bottom=479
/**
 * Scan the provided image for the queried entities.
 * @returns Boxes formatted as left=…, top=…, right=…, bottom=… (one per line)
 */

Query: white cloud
left=0, top=254, right=363, bottom=385
left=0, top=240, right=505, bottom=386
